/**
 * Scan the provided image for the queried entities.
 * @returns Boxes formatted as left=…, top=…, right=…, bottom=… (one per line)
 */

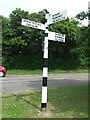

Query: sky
left=0, top=0, right=89, bottom=26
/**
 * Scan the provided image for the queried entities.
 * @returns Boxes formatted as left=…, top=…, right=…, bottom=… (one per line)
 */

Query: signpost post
left=21, top=9, right=67, bottom=110
left=41, top=10, right=49, bottom=110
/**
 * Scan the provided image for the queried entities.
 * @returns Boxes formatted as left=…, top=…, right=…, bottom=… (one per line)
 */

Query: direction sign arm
left=21, top=18, right=46, bottom=31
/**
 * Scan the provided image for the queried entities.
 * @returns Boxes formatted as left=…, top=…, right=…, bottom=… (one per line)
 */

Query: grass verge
left=7, top=69, right=88, bottom=75
left=2, top=85, right=88, bottom=118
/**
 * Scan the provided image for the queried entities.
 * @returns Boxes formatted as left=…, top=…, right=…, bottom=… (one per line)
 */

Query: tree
left=48, top=18, right=80, bottom=69
left=2, top=8, right=45, bottom=69
left=2, top=8, right=88, bottom=69
left=76, top=11, right=88, bottom=20
left=76, top=11, right=89, bottom=68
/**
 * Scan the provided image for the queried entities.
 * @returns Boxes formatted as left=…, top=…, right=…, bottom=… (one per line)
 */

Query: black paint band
left=41, top=103, right=47, bottom=108
left=46, top=26, right=48, bottom=29
left=42, top=77, right=47, bottom=86
left=43, top=58, right=48, bottom=67
left=45, top=33, right=48, bottom=37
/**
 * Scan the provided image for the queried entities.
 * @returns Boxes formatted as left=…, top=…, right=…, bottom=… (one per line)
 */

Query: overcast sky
left=0, top=0, right=89, bottom=26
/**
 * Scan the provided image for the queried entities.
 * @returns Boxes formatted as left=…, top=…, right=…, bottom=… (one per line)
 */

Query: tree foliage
left=76, top=11, right=89, bottom=68
left=76, top=11, right=88, bottom=20
left=2, top=8, right=89, bottom=69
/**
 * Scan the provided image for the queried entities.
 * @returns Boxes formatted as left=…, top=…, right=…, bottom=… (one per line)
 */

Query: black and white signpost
left=41, top=10, right=49, bottom=109
left=21, top=9, right=67, bottom=110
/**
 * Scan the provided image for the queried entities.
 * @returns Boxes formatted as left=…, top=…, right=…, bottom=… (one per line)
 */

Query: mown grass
left=7, top=69, right=88, bottom=75
left=2, top=85, right=88, bottom=118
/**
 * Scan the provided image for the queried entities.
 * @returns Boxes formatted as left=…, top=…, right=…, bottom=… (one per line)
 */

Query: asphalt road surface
left=1, top=73, right=88, bottom=94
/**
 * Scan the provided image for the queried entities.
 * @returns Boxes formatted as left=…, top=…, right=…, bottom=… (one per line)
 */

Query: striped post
left=41, top=10, right=49, bottom=110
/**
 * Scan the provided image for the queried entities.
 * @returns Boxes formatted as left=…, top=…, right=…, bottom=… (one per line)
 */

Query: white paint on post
left=41, top=87, right=47, bottom=103
left=43, top=67, right=48, bottom=77
left=43, top=37, right=48, bottom=58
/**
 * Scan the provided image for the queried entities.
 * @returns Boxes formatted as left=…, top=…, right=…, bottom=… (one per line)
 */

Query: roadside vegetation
left=2, top=85, right=88, bottom=118
left=1, top=7, right=89, bottom=119
left=7, top=69, right=88, bottom=75
left=1, top=8, right=89, bottom=71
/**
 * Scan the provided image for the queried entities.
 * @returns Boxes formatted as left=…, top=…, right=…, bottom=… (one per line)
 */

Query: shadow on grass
left=3, top=92, right=41, bottom=112
left=48, top=85, right=88, bottom=118
left=14, top=93, right=41, bottom=112
left=2, top=85, right=88, bottom=118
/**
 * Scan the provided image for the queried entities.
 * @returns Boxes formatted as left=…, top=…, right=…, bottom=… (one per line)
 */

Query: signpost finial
left=43, top=9, right=49, bottom=14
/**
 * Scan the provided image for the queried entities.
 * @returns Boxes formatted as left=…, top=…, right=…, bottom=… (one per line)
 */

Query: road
left=1, top=73, right=88, bottom=94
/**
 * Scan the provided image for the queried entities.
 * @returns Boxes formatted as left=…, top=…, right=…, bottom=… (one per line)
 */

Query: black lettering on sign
left=32, top=25, right=34, bottom=28
left=37, top=23, right=41, bottom=26
left=32, top=21, right=36, bottom=25
left=34, top=22, right=37, bottom=25
left=23, top=19, right=26, bottom=22
left=32, top=21, right=34, bottom=24
left=35, top=25, right=38, bottom=28
left=28, top=20, right=31, bottom=24
left=52, top=12, right=60, bottom=17
left=26, top=23, right=32, bottom=27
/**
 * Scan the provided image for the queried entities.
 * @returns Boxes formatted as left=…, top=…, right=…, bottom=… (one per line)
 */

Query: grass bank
left=7, top=69, right=88, bottom=75
left=2, top=85, right=88, bottom=118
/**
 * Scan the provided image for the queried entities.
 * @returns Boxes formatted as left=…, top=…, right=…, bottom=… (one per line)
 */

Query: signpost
left=21, top=9, right=67, bottom=110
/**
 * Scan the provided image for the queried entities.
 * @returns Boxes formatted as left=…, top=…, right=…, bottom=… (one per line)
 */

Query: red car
left=0, top=66, right=6, bottom=77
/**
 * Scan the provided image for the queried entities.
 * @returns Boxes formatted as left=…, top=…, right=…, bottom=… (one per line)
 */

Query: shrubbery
left=1, top=8, right=89, bottom=70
